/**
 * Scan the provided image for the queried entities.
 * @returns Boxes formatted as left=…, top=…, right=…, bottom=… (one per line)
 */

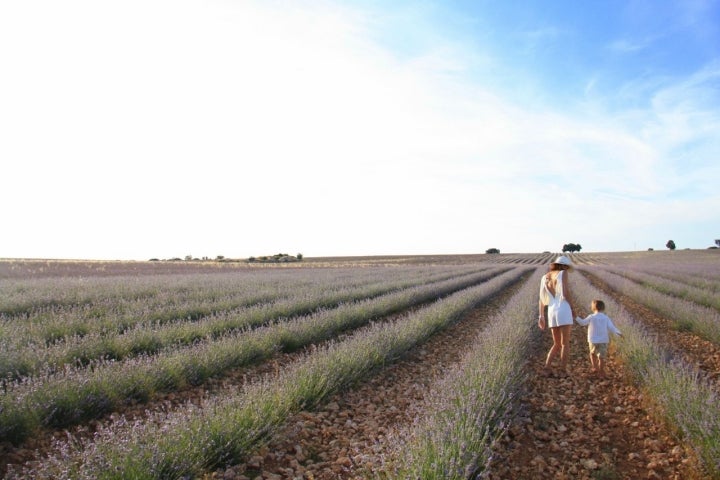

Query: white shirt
left=575, top=312, right=621, bottom=344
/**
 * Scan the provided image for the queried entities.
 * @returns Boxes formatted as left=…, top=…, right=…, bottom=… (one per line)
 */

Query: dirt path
left=206, top=276, right=527, bottom=480
left=486, top=318, right=706, bottom=479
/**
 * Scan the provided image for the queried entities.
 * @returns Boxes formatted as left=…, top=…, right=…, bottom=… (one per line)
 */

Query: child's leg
left=588, top=344, right=598, bottom=371
left=589, top=352, right=597, bottom=371
left=597, top=343, right=608, bottom=377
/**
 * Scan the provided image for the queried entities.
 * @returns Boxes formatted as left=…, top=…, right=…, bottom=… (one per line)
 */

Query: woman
left=538, top=255, right=576, bottom=374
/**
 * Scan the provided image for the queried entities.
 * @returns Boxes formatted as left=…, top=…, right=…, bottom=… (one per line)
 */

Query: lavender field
left=1, top=250, right=719, bottom=479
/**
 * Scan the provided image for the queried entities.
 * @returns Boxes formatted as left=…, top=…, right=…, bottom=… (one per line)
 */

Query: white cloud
left=1, top=0, right=718, bottom=259
left=608, top=37, right=654, bottom=53
left=647, top=62, right=720, bottom=144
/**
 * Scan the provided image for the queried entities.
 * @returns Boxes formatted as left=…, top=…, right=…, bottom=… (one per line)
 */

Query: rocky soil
left=485, top=324, right=705, bottom=480
left=206, top=279, right=524, bottom=480
left=0, top=275, right=520, bottom=477
left=206, top=272, right=713, bottom=480
left=484, top=271, right=716, bottom=480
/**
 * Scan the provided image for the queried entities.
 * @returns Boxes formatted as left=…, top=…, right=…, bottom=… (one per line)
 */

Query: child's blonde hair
left=592, top=299, right=605, bottom=312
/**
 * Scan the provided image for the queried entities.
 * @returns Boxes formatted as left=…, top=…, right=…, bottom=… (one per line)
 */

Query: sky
left=1, top=0, right=719, bottom=260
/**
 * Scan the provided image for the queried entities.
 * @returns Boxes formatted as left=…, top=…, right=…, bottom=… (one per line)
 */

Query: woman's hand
left=538, top=316, right=546, bottom=330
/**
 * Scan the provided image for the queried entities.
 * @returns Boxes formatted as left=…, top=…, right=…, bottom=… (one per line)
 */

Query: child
left=575, top=300, right=622, bottom=377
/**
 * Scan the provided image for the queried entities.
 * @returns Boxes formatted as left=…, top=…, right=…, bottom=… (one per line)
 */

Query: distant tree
left=666, top=240, right=676, bottom=250
left=647, top=248, right=654, bottom=251
left=185, top=254, right=193, bottom=261
left=216, top=255, right=225, bottom=261
left=485, top=248, right=500, bottom=254
left=248, top=253, right=302, bottom=263
left=562, top=243, right=582, bottom=253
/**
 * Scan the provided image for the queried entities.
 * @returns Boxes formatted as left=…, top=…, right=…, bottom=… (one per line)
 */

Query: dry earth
left=205, top=270, right=712, bottom=480
left=485, top=323, right=704, bottom=480
left=205, top=276, right=526, bottom=480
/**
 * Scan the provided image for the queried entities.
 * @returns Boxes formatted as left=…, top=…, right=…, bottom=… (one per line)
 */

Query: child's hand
left=575, top=316, right=582, bottom=323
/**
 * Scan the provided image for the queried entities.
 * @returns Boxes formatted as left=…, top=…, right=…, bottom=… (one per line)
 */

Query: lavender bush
left=0, top=267, right=509, bottom=444
left=601, top=266, right=720, bottom=312
left=575, top=269, right=720, bottom=478
left=384, top=269, right=541, bottom=479
left=7, top=268, right=530, bottom=479
left=0, top=266, right=486, bottom=378
left=588, top=268, right=720, bottom=346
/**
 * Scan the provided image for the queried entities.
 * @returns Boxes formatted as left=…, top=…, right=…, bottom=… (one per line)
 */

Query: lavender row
left=7, top=268, right=531, bottom=479
left=384, top=269, right=541, bottom=478
left=0, top=267, right=512, bottom=444
left=1, top=263, right=457, bottom=315
left=586, top=268, right=720, bottom=346
left=599, top=266, right=720, bottom=312
left=624, top=265, right=720, bottom=295
left=0, top=266, right=485, bottom=378
left=1, top=266, right=467, bottom=341
left=573, top=273, right=720, bottom=478
left=0, top=268, right=317, bottom=316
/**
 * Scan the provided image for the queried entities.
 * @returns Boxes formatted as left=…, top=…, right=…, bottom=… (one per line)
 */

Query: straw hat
left=552, top=255, right=573, bottom=269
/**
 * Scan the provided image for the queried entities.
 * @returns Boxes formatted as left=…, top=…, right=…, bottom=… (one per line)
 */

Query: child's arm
left=607, top=318, right=622, bottom=336
left=575, top=315, right=589, bottom=326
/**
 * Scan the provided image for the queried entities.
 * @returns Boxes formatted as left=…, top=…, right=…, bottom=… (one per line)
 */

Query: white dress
left=539, top=270, right=573, bottom=328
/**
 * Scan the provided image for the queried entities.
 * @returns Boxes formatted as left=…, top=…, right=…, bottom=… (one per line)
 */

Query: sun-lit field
left=1, top=250, right=719, bottom=479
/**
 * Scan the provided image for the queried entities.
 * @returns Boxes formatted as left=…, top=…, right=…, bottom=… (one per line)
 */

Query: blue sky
left=1, top=0, right=719, bottom=260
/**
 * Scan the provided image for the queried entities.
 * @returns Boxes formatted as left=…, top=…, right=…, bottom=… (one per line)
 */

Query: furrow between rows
left=582, top=270, right=720, bottom=385
left=220, top=268, right=535, bottom=479
left=0, top=267, right=510, bottom=446
left=6, top=268, right=530, bottom=479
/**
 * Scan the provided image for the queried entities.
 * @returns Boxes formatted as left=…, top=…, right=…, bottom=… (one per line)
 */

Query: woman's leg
left=545, top=327, right=562, bottom=367
left=558, top=324, right=572, bottom=367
